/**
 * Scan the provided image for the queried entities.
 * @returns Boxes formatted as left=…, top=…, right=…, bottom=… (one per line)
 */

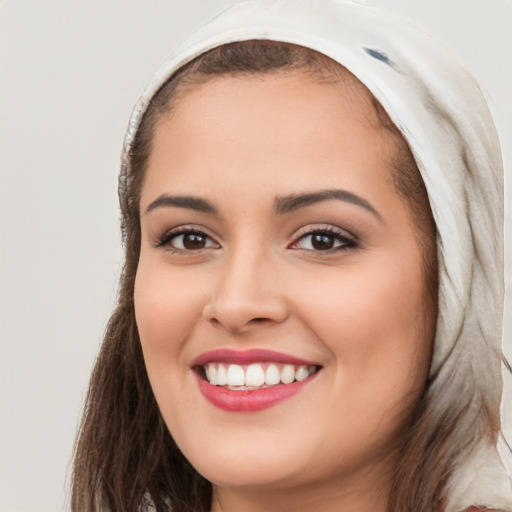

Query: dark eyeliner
left=293, top=226, right=358, bottom=252
left=154, top=227, right=209, bottom=249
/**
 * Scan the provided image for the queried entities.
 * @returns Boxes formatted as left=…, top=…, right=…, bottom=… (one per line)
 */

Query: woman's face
left=135, top=72, right=436, bottom=496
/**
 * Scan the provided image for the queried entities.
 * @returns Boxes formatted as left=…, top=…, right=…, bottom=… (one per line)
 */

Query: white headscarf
left=120, top=1, right=512, bottom=509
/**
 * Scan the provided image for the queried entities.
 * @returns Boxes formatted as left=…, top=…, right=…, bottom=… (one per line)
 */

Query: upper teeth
left=204, top=363, right=316, bottom=388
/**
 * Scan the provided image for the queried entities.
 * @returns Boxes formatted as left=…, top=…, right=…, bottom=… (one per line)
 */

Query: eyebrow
left=144, top=189, right=381, bottom=220
left=274, top=189, right=382, bottom=220
left=145, top=194, right=218, bottom=215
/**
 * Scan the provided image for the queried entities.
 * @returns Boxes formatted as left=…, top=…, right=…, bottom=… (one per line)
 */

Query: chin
left=174, top=427, right=317, bottom=489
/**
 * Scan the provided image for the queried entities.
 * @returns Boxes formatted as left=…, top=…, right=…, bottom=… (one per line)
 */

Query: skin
left=134, top=72, right=437, bottom=512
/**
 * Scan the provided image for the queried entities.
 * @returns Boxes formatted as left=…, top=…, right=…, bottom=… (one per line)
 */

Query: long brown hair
left=72, top=41, right=494, bottom=512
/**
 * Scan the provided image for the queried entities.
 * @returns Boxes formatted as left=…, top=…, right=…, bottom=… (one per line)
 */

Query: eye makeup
left=290, top=225, right=358, bottom=253
left=154, top=225, right=220, bottom=252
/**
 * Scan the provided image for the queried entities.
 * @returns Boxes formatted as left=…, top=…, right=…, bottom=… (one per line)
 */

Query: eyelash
left=290, top=226, right=357, bottom=253
left=155, top=225, right=357, bottom=254
left=155, top=226, right=219, bottom=252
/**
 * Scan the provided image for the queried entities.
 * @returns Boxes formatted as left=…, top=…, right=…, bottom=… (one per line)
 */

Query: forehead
left=171, top=69, right=381, bottom=129
left=143, top=72, right=396, bottom=203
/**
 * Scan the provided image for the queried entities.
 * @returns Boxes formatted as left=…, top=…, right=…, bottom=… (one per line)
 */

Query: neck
left=210, top=458, right=394, bottom=512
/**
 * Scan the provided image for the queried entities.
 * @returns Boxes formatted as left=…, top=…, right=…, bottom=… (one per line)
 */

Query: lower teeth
left=224, top=384, right=275, bottom=390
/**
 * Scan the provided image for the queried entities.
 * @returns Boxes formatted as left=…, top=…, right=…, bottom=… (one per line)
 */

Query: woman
left=72, top=1, right=512, bottom=511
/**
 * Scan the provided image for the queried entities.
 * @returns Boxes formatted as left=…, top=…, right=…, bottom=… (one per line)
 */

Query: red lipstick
left=192, top=348, right=318, bottom=367
left=192, top=349, right=320, bottom=412
left=196, top=377, right=314, bottom=412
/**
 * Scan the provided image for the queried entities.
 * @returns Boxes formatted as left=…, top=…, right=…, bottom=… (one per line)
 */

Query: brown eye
left=311, top=233, right=335, bottom=250
left=293, top=228, right=356, bottom=252
left=157, top=229, right=220, bottom=251
left=182, top=233, right=208, bottom=250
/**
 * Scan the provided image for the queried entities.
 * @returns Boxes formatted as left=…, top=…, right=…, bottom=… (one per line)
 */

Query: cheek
left=134, top=262, right=206, bottom=369
left=295, top=260, right=432, bottom=447
left=292, top=253, right=432, bottom=387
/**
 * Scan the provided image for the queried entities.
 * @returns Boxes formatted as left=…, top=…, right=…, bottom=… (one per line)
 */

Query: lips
left=192, top=349, right=321, bottom=412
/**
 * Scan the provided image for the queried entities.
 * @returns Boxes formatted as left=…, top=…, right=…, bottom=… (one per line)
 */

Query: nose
left=202, top=249, right=288, bottom=334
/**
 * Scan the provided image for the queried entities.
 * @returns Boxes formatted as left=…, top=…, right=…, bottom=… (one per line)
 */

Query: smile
left=203, top=362, right=318, bottom=389
left=192, top=349, right=322, bottom=412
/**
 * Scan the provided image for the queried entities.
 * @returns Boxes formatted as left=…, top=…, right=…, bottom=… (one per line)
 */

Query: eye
left=156, top=228, right=220, bottom=252
left=291, top=227, right=357, bottom=252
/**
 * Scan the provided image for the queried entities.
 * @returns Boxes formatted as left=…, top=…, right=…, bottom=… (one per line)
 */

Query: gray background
left=1, top=1, right=511, bottom=510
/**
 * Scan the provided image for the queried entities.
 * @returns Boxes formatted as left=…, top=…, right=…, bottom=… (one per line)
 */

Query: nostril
left=247, top=317, right=274, bottom=327
left=245, top=318, right=275, bottom=329
left=207, top=315, right=272, bottom=332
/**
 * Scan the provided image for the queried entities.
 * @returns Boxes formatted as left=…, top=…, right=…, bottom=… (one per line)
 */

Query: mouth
left=198, top=361, right=320, bottom=390
left=192, top=349, right=322, bottom=412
